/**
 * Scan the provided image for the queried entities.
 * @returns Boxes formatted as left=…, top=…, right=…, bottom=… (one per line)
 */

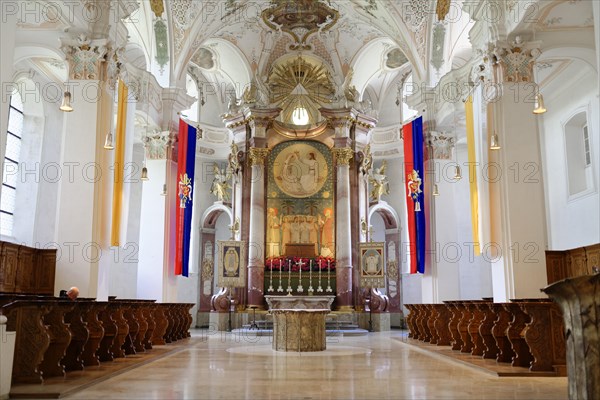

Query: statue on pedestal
left=210, top=163, right=231, bottom=202
left=369, top=160, right=390, bottom=203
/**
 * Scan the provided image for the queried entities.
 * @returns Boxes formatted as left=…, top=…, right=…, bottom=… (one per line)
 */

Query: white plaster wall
left=137, top=159, right=167, bottom=300
left=32, top=92, right=63, bottom=247
left=177, top=274, right=199, bottom=327
left=11, top=79, right=44, bottom=246
left=108, top=144, right=144, bottom=299
left=541, top=68, right=600, bottom=249
left=370, top=212, right=386, bottom=242
left=453, top=145, right=493, bottom=300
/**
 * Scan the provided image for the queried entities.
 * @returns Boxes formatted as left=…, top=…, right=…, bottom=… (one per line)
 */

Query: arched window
left=1, top=92, right=24, bottom=237
left=564, top=111, right=595, bottom=198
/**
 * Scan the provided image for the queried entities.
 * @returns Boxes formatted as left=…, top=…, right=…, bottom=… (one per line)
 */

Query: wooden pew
left=2, top=300, right=51, bottom=384
left=467, top=300, right=488, bottom=356
left=478, top=302, right=500, bottom=359
left=445, top=301, right=463, bottom=351
left=39, top=301, right=74, bottom=378
left=490, top=302, right=514, bottom=363
left=519, top=300, right=566, bottom=372
left=503, top=302, right=534, bottom=368
left=432, top=304, right=452, bottom=346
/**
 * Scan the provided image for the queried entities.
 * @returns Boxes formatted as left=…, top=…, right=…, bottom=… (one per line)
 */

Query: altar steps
left=235, top=319, right=369, bottom=337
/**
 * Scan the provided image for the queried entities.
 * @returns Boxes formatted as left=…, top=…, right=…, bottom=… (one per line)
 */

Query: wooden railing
left=546, top=243, right=599, bottom=284
left=0, top=241, right=56, bottom=295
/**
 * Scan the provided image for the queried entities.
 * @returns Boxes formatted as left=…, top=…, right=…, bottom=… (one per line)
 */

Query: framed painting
left=217, top=240, right=246, bottom=288
left=359, top=242, right=386, bottom=288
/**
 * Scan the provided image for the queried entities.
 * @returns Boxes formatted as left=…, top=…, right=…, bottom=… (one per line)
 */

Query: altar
left=265, top=295, right=335, bottom=352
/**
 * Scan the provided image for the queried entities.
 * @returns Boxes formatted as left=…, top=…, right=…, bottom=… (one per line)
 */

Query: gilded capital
left=491, top=37, right=541, bottom=83
left=332, top=147, right=354, bottom=166
left=60, top=34, right=108, bottom=80
left=248, top=147, right=270, bottom=166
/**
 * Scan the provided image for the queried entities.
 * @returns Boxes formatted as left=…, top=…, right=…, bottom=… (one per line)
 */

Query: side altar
left=265, top=295, right=335, bottom=352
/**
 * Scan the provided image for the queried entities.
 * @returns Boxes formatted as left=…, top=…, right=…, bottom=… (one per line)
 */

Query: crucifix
left=296, top=259, right=305, bottom=292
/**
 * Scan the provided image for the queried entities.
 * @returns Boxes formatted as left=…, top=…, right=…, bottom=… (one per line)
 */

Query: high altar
left=198, top=11, right=402, bottom=330
left=203, top=103, right=400, bottom=332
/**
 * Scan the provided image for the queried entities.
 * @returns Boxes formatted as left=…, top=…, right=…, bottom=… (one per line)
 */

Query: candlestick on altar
left=286, top=259, right=293, bottom=295
left=308, top=260, right=314, bottom=293
left=268, top=260, right=274, bottom=292
left=317, top=259, right=323, bottom=292
left=326, top=259, right=332, bottom=292
left=277, top=259, right=284, bottom=292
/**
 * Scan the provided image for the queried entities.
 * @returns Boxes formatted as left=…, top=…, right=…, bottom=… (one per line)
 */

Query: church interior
left=1, top=0, right=599, bottom=399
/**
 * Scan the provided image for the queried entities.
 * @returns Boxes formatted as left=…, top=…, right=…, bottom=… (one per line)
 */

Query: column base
left=196, top=312, right=211, bottom=328
left=358, top=312, right=391, bottom=332
left=335, top=305, right=355, bottom=312
left=208, top=311, right=246, bottom=331
left=390, top=312, right=405, bottom=329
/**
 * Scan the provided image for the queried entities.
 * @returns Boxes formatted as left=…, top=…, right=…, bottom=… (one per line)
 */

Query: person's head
left=309, top=152, right=315, bottom=160
left=67, top=287, right=79, bottom=300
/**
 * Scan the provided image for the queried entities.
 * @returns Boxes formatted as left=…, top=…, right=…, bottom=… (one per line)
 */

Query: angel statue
left=369, top=160, right=390, bottom=203
left=360, top=144, right=373, bottom=175
left=210, top=163, right=231, bottom=202
left=227, top=141, right=241, bottom=178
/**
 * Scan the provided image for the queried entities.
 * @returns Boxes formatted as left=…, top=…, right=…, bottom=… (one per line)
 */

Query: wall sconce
left=103, top=132, right=114, bottom=150
left=490, top=132, right=501, bottom=150
left=533, top=93, right=547, bottom=114
left=453, top=165, right=462, bottom=180
left=60, top=91, right=73, bottom=112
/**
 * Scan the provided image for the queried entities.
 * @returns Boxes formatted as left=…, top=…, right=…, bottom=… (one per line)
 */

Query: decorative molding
left=142, top=130, right=171, bottom=160
left=332, top=147, right=354, bottom=166
left=261, top=0, right=339, bottom=48
left=427, top=131, right=455, bottom=160
left=60, top=35, right=108, bottom=80
left=248, top=147, right=270, bottom=166
left=431, top=23, right=446, bottom=71
left=491, top=37, right=542, bottom=83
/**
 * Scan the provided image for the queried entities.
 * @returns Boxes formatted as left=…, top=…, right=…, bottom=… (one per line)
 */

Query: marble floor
left=65, top=330, right=567, bottom=400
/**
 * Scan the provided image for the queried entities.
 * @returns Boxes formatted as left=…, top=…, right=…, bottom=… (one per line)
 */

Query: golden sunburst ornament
left=268, top=57, right=334, bottom=125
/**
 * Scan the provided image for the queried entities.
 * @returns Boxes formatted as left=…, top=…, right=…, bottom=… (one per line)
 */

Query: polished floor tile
left=65, top=330, right=567, bottom=400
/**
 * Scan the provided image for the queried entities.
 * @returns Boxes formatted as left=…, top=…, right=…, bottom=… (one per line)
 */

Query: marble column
left=321, top=108, right=357, bottom=310
left=246, top=146, right=269, bottom=308
left=332, top=144, right=354, bottom=309
left=245, top=108, right=280, bottom=309
left=486, top=39, right=548, bottom=301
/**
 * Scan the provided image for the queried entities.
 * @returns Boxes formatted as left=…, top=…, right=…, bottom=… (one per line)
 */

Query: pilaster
left=137, top=131, right=173, bottom=301
left=487, top=38, right=548, bottom=301
left=426, top=131, right=460, bottom=302
left=53, top=34, right=112, bottom=299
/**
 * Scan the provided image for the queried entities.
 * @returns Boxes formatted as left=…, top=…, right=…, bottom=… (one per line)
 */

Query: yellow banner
left=465, top=96, right=480, bottom=256
left=110, top=80, right=128, bottom=246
